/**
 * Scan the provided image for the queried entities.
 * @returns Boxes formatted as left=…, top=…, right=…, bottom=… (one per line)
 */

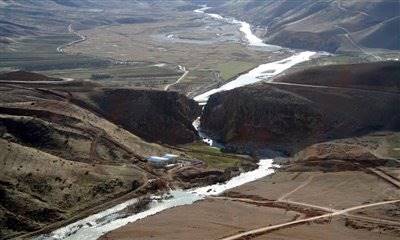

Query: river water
left=193, top=6, right=317, bottom=104
left=194, top=5, right=279, bottom=49
left=36, top=160, right=275, bottom=240
left=194, top=51, right=316, bottom=103
left=37, top=6, right=317, bottom=240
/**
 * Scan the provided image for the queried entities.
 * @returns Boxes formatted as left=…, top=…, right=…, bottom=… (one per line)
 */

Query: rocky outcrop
left=200, top=63, right=400, bottom=156
left=72, top=88, right=201, bottom=145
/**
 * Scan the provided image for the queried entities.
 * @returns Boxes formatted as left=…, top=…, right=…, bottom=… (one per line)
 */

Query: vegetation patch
left=216, top=61, right=257, bottom=80
left=182, top=142, right=250, bottom=169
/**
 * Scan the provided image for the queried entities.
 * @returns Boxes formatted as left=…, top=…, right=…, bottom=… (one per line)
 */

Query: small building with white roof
left=147, top=154, right=178, bottom=168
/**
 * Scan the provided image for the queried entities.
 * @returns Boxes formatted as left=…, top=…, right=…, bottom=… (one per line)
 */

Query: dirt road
left=164, top=65, right=189, bottom=91
left=57, top=24, right=87, bottom=53
left=220, top=199, right=400, bottom=240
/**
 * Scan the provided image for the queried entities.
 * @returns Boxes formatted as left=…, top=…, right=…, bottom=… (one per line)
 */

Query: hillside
left=274, top=61, right=400, bottom=92
left=0, top=0, right=184, bottom=39
left=2, top=0, right=399, bottom=53
left=200, top=62, right=400, bottom=156
left=71, top=88, right=201, bottom=145
left=208, top=0, right=400, bottom=52
left=0, top=72, right=203, bottom=238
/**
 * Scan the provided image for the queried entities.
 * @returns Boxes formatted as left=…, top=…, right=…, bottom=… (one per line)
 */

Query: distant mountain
left=207, top=0, right=400, bottom=52
left=0, top=0, right=182, bottom=39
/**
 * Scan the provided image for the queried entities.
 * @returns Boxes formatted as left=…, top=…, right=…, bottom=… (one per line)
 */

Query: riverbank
left=100, top=132, right=400, bottom=240
left=34, top=160, right=276, bottom=240
left=193, top=51, right=317, bottom=104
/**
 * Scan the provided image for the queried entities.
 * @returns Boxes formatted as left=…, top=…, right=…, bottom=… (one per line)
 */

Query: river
left=194, top=51, right=317, bottom=104
left=193, top=6, right=317, bottom=104
left=36, top=6, right=316, bottom=240
left=194, top=5, right=280, bottom=49
left=36, top=160, right=276, bottom=240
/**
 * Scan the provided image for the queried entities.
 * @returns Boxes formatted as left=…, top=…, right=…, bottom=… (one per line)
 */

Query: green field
left=182, top=142, right=252, bottom=170
left=216, top=61, right=257, bottom=80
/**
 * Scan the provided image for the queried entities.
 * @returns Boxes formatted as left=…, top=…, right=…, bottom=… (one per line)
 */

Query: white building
left=147, top=154, right=178, bottom=168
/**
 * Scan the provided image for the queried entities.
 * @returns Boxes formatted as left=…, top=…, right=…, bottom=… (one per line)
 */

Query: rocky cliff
left=72, top=88, right=201, bottom=145
left=200, top=62, right=400, bottom=156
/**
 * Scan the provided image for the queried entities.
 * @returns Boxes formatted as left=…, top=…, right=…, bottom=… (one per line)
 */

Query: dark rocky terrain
left=200, top=62, right=400, bottom=156
left=205, top=0, right=400, bottom=52
left=71, top=88, right=201, bottom=145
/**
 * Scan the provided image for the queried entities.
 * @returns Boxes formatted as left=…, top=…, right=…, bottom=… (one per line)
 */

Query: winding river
left=36, top=160, right=275, bottom=240
left=37, top=6, right=318, bottom=240
left=193, top=5, right=317, bottom=104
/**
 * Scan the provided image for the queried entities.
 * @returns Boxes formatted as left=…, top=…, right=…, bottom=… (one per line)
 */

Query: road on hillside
left=57, top=24, right=87, bottom=53
left=164, top=66, right=189, bottom=91
left=266, top=81, right=400, bottom=96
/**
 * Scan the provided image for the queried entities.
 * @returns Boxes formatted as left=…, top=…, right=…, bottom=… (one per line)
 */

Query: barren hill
left=208, top=0, right=400, bottom=52
left=0, top=72, right=200, bottom=238
left=200, top=62, right=400, bottom=156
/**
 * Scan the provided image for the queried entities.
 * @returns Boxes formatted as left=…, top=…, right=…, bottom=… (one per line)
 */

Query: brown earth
left=95, top=138, right=400, bottom=240
left=0, top=71, right=210, bottom=238
left=101, top=131, right=400, bottom=240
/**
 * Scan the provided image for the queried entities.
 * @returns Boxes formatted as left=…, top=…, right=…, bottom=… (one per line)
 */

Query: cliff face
left=200, top=63, right=400, bottom=156
left=73, top=88, right=201, bottom=145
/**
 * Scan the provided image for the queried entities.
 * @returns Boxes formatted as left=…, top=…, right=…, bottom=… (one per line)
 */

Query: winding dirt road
left=57, top=24, right=87, bottom=53
left=164, top=65, right=189, bottom=91
left=335, top=25, right=381, bottom=61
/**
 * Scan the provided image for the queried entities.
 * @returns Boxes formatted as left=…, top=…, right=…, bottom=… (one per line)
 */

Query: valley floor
left=101, top=165, right=400, bottom=240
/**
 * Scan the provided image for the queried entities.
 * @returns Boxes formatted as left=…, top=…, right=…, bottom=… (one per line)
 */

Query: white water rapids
left=36, top=5, right=318, bottom=240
